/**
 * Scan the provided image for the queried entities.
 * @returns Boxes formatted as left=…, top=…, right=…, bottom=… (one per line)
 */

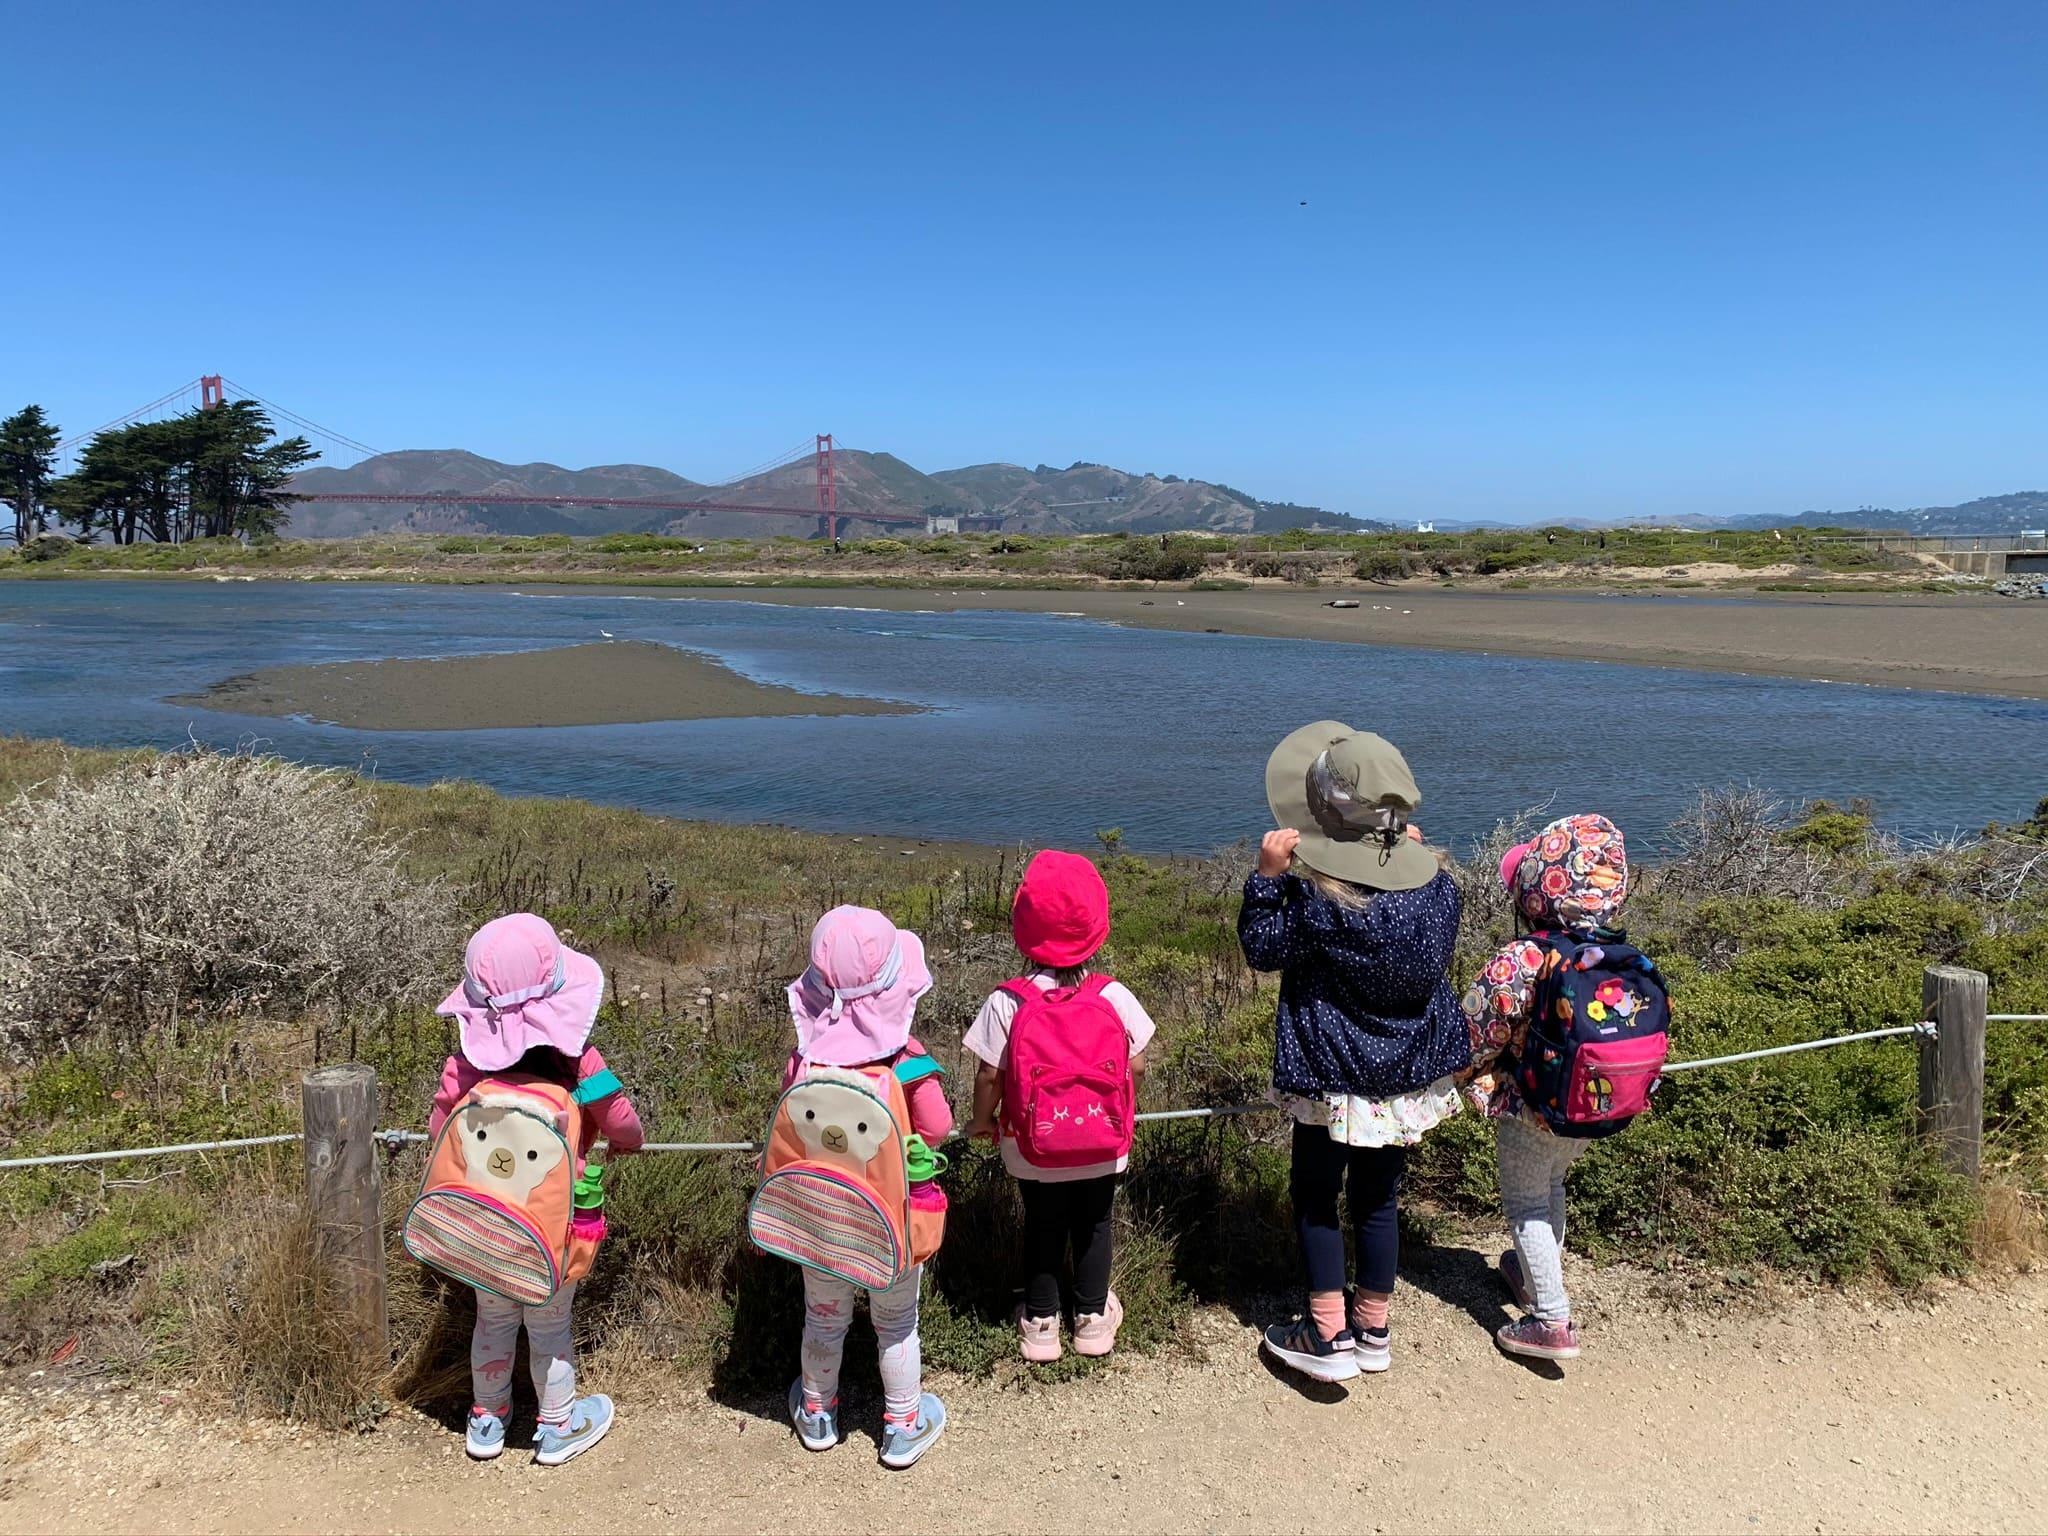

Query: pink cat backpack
left=999, top=974, right=1135, bottom=1168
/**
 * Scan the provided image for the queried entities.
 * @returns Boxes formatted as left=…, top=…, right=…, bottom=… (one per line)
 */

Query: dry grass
left=177, top=1184, right=393, bottom=1429
left=1973, top=1173, right=2047, bottom=1271
left=0, top=748, right=454, bottom=1059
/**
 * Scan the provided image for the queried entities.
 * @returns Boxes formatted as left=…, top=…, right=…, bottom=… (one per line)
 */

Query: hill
left=929, top=461, right=1378, bottom=534
left=1411, top=492, right=2048, bottom=537
left=1768, top=491, right=2048, bottom=537
left=284, top=448, right=1384, bottom=539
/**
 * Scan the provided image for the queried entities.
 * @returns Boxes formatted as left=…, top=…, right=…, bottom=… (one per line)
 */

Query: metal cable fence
left=0, top=1016, right=1967, bottom=1171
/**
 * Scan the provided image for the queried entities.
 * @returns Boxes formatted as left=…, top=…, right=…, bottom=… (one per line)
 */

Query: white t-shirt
left=962, top=971, right=1157, bottom=1183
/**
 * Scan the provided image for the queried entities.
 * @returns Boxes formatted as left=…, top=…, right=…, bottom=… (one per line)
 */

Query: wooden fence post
left=1919, top=965, right=1987, bottom=1180
left=302, top=1063, right=388, bottom=1358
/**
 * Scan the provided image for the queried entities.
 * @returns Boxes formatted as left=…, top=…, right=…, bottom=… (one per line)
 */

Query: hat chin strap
left=464, top=950, right=568, bottom=1014
left=808, top=938, right=903, bottom=1020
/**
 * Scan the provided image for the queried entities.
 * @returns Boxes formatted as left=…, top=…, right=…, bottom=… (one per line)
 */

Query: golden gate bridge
left=56, top=375, right=921, bottom=541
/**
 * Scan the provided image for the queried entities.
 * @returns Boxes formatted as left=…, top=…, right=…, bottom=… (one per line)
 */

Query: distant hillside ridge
left=284, top=447, right=1387, bottom=539
left=1427, top=491, right=2048, bottom=537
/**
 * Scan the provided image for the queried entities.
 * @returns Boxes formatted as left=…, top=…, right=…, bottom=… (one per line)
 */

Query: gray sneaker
left=878, top=1393, right=947, bottom=1470
left=534, top=1394, right=614, bottom=1466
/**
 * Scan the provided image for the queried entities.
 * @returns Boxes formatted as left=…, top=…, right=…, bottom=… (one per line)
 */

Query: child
left=780, top=906, right=953, bottom=1470
left=429, top=913, right=643, bottom=1465
left=964, top=850, right=1153, bottom=1363
left=1463, top=814, right=1660, bottom=1363
left=1239, top=722, right=1468, bottom=1384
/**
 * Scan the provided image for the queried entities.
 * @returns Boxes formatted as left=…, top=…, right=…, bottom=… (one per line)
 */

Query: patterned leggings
left=801, top=1265, right=923, bottom=1421
left=472, top=1283, right=576, bottom=1424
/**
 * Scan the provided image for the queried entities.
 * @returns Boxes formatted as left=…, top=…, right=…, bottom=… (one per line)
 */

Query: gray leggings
left=1496, top=1113, right=1590, bottom=1322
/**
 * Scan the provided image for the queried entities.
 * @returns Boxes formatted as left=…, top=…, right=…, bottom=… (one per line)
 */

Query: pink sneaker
left=1496, top=1315, right=1581, bottom=1361
left=1072, top=1291, right=1123, bottom=1358
left=1018, top=1309, right=1062, bottom=1363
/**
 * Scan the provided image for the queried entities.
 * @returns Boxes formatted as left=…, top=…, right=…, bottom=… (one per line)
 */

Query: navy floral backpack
left=1515, top=932, right=1670, bottom=1138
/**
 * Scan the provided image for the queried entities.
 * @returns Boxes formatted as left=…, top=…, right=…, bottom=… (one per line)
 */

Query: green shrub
left=592, top=534, right=693, bottom=554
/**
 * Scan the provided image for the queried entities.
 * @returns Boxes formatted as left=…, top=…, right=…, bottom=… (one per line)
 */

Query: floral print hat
left=1500, top=813, right=1629, bottom=929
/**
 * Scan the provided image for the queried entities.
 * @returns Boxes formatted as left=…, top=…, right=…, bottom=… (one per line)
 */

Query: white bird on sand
left=599, top=629, right=615, bottom=641
left=1176, top=599, right=1186, bottom=607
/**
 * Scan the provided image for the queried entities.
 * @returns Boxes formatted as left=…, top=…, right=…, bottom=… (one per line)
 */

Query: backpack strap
left=894, top=1055, right=946, bottom=1086
left=998, top=978, right=1041, bottom=1006
left=1076, top=973, right=1115, bottom=1001
left=571, top=1067, right=623, bottom=1105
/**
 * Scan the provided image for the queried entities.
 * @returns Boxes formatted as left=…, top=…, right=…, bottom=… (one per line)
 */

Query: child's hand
left=1258, top=828, right=1301, bottom=878
left=1406, top=823, right=1425, bottom=844
left=964, top=1115, right=999, bottom=1144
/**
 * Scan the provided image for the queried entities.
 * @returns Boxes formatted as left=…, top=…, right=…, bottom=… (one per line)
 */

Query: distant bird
left=599, top=629, right=615, bottom=641
left=1175, top=599, right=1186, bottom=607
left=1300, top=200, right=1308, bottom=206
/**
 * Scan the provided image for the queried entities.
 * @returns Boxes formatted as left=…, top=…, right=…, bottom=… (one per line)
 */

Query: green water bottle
left=571, top=1162, right=607, bottom=1242
left=901, top=1135, right=947, bottom=1185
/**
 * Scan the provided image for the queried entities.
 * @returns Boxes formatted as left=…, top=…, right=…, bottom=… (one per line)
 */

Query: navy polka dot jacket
left=1237, top=868, right=1471, bottom=1098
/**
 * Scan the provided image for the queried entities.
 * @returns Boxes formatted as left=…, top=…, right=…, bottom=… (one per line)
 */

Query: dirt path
left=3, top=1258, right=2043, bottom=1535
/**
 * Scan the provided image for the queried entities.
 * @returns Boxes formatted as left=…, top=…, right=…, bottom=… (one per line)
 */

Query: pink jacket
left=429, top=1046, right=645, bottom=1170
left=781, top=1037, right=954, bottom=1142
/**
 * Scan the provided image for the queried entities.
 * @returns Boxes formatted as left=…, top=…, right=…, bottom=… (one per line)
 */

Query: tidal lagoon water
left=3, top=581, right=2043, bottom=854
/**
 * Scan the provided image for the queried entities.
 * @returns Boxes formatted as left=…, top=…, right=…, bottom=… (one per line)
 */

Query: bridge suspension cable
left=54, top=379, right=206, bottom=456
left=217, top=378, right=385, bottom=462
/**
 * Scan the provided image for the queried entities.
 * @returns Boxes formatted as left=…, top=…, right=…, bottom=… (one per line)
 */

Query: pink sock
left=1309, top=1290, right=1347, bottom=1341
left=1350, top=1289, right=1391, bottom=1333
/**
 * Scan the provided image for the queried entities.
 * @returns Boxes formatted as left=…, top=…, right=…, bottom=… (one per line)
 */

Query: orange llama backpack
left=746, top=1057, right=945, bottom=1289
left=403, top=1072, right=618, bottom=1305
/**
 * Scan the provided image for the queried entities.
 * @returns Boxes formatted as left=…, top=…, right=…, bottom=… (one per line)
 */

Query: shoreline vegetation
left=0, top=736, right=2042, bottom=1428
left=0, top=523, right=1981, bottom=598
left=171, top=640, right=920, bottom=731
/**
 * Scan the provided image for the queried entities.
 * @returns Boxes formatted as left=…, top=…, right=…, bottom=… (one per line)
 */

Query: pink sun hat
left=436, top=913, right=606, bottom=1072
left=1499, top=841, right=1536, bottom=893
left=787, top=906, right=933, bottom=1067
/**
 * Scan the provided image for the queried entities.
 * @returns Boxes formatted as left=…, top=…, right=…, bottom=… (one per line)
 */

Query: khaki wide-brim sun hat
left=1264, top=720, right=1440, bottom=892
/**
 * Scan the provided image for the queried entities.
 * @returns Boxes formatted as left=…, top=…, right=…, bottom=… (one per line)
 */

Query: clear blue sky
left=8, top=1, right=2043, bottom=522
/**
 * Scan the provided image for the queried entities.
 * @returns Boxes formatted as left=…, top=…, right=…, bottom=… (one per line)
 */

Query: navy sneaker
left=1261, top=1319, right=1362, bottom=1383
left=1353, top=1326, right=1392, bottom=1374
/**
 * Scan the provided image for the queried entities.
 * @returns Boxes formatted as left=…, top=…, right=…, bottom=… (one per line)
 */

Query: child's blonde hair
left=1303, top=865, right=1371, bottom=910
left=1296, top=843, right=1448, bottom=909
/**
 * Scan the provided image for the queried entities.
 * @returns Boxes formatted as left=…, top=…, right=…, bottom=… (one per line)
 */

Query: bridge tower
left=815, top=433, right=838, bottom=544
left=200, top=375, right=225, bottom=410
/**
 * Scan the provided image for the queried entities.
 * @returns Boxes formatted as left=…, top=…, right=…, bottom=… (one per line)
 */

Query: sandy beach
left=174, top=641, right=919, bottom=730
left=578, top=584, right=2048, bottom=700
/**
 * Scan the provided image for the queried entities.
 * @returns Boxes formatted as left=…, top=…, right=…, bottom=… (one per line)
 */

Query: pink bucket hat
left=787, top=906, right=933, bottom=1067
left=436, top=913, right=606, bottom=1072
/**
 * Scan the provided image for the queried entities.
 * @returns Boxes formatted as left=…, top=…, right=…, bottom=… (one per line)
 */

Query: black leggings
left=1290, top=1121, right=1404, bottom=1296
left=1017, top=1174, right=1117, bottom=1319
